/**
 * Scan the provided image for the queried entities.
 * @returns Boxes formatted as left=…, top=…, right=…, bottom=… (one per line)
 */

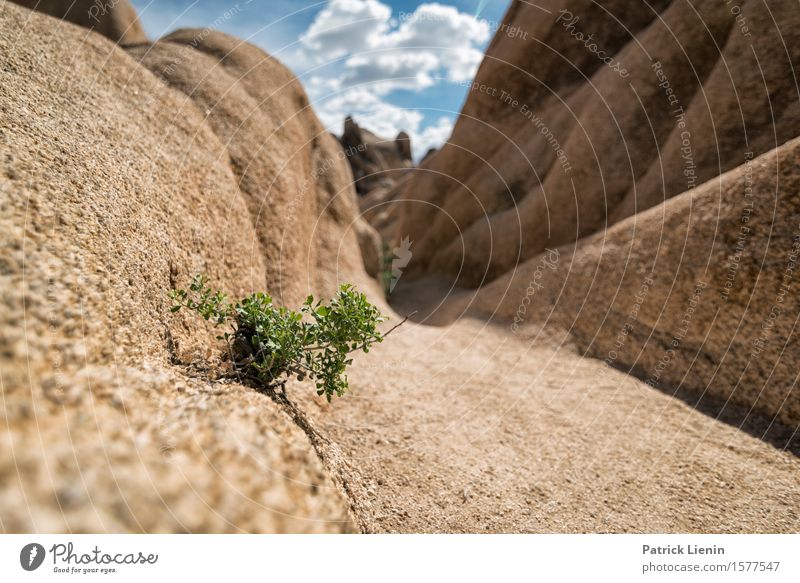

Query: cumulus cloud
left=300, top=0, right=391, bottom=58
left=314, top=88, right=423, bottom=138
left=384, top=3, right=490, bottom=51
left=310, top=84, right=452, bottom=161
left=413, top=117, right=455, bottom=158
left=296, top=1, right=490, bottom=159
left=343, top=52, right=440, bottom=92
left=301, top=1, right=489, bottom=92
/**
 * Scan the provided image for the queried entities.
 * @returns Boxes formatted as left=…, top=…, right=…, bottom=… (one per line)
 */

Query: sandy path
left=301, top=315, right=799, bottom=533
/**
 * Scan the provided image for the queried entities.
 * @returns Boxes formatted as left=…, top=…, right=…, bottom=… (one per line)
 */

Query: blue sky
left=130, top=0, right=510, bottom=158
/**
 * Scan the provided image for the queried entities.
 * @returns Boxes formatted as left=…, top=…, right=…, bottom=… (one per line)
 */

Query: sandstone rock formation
left=375, top=0, right=800, bottom=429
left=2, top=0, right=798, bottom=537
left=339, top=116, right=413, bottom=196
left=394, top=0, right=800, bottom=287
left=0, top=1, right=374, bottom=532
left=126, top=32, right=379, bottom=307
left=468, top=136, right=800, bottom=428
left=10, top=0, right=147, bottom=44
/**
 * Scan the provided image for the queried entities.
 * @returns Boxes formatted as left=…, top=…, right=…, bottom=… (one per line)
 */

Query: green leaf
left=169, top=274, right=394, bottom=403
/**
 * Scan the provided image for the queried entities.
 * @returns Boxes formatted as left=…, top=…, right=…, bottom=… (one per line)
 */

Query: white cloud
left=383, top=3, right=490, bottom=51
left=299, top=0, right=391, bottom=58
left=309, top=81, right=453, bottom=161
left=343, top=52, right=440, bottom=93
left=300, top=1, right=489, bottom=93
left=311, top=86, right=421, bottom=146
left=414, top=116, right=454, bottom=159
left=314, top=87, right=423, bottom=135
left=309, top=84, right=448, bottom=161
left=445, top=47, right=487, bottom=82
left=296, top=1, right=490, bottom=158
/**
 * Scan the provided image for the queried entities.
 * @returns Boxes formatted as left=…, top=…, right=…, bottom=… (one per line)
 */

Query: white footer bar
left=0, top=534, right=797, bottom=582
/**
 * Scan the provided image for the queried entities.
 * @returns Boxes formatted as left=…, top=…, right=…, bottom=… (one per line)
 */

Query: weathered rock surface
left=10, top=0, right=147, bottom=44
left=3, top=0, right=799, bottom=536
left=127, top=32, right=379, bottom=306
left=376, top=0, right=800, bottom=430
left=339, top=116, right=413, bottom=196
left=394, top=0, right=800, bottom=287
left=0, top=2, right=368, bottom=532
left=310, top=315, right=800, bottom=533
left=469, top=137, right=800, bottom=428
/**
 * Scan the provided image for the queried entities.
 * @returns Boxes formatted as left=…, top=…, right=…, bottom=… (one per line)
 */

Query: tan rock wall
left=0, top=2, right=363, bottom=532
left=472, top=137, right=800, bottom=427
left=395, top=0, right=800, bottom=287
left=10, top=0, right=147, bottom=44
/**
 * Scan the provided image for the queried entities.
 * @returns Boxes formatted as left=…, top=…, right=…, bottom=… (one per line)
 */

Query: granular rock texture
left=10, top=0, right=147, bottom=44
left=2, top=0, right=799, bottom=536
left=308, top=317, right=800, bottom=533
left=127, top=31, right=379, bottom=307
left=470, top=137, right=800, bottom=428
left=394, top=0, right=800, bottom=287
left=0, top=2, right=362, bottom=532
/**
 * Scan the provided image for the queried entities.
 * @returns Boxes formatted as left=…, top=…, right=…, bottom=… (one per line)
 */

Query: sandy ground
left=298, top=306, right=800, bottom=533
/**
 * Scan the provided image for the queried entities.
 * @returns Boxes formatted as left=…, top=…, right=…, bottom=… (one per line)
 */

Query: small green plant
left=170, top=275, right=399, bottom=401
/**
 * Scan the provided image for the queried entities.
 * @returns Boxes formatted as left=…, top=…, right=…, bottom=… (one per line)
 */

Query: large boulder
left=393, top=0, right=800, bottom=287
left=0, top=2, right=372, bottom=532
left=126, top=31, right=379, bottom=307
left=10, top=0, right=147, bottom=44
left=469, top=137, right=800, bottom=428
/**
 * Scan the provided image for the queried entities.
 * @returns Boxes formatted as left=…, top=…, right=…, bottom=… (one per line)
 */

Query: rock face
left=126, top=32, right=379, bottom=307
left=0, top=2, right=371, bottom=532
left=378, top=0, right=800, bottom=428
left=339, top=116, right=413, bottom=196
left=394, top=0, right=800, bottom=287
left=470, top=137, right=800, bottom=428
left=3, top=0, right=798, bottom=536
left=10, top=0, right=147, bottom=44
